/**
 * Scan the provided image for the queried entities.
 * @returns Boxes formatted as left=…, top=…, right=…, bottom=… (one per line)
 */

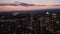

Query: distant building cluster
left=0, top=11, right=60, bottom=34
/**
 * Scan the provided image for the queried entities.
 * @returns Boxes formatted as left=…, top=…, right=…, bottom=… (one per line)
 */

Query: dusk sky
left=0, top=0, right=60, bottom=5
left=0, top=0, right=60, bottom=11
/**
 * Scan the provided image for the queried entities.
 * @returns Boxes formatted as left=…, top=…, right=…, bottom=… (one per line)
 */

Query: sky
left=0, top=6, right=60, bottom=11
left=0, top=0, right=60, bottom=5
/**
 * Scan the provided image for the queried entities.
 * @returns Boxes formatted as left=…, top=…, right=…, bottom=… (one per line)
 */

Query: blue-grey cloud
left=19, top=3, right=35, bottom=6
left=0, top=0, right=60, bottom=5
left=0, top=2, right=36, bottom=6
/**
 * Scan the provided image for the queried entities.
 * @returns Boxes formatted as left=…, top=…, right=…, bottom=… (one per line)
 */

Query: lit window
left=46, top=12, right=49, bottom=14
left=52, top=13, right=56, bottom=16
left=56, top=21, right=59, bottom=24
left=13, top=13, right=19, bottom=16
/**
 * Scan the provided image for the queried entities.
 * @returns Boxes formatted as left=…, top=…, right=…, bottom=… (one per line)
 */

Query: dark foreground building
left=0, top=9, right=60, bottom=34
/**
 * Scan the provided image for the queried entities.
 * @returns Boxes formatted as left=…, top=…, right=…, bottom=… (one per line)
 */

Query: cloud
left=0, top=2, right=17, bottom=6
left=0, top=2, right=36, bottom=6
left=19, top=3, right=35, bottom=6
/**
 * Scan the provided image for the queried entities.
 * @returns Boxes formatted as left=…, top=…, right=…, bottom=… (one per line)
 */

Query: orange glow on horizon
left=0, top=6, right=60, bottom=11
